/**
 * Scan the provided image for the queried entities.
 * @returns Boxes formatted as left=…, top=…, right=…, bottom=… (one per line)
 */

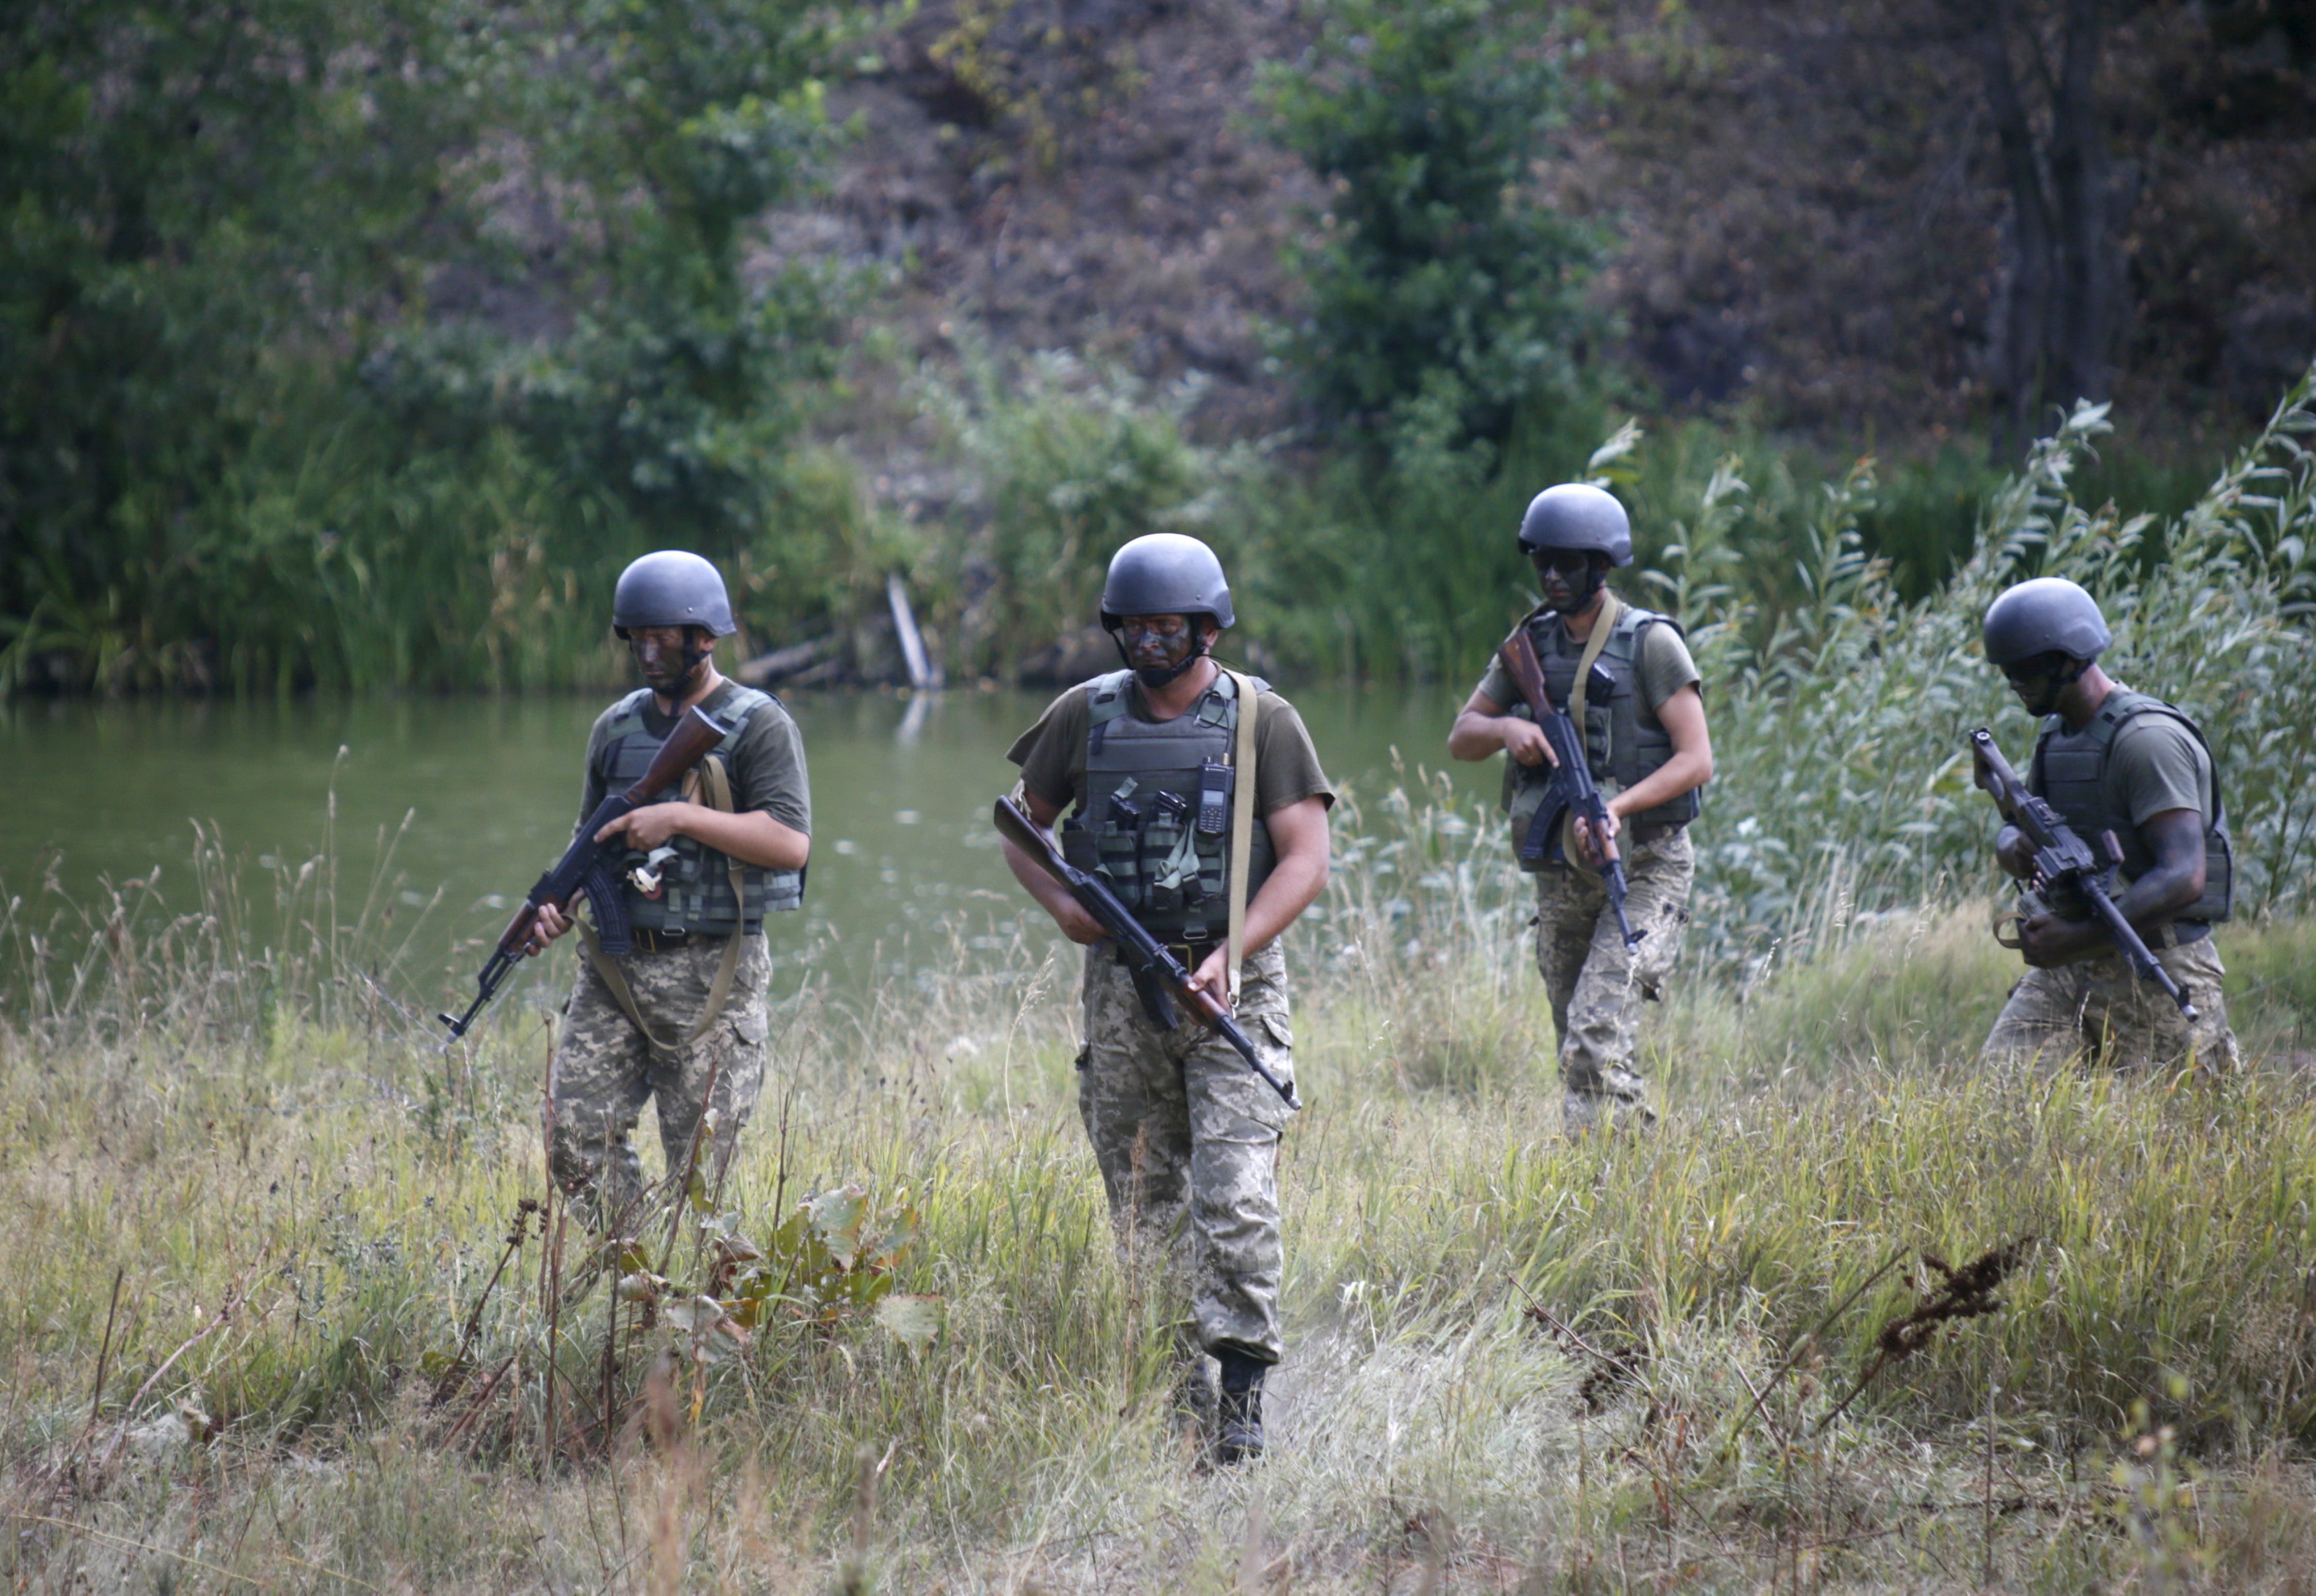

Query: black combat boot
left=1214, top=1349, right=1269, bottom=1466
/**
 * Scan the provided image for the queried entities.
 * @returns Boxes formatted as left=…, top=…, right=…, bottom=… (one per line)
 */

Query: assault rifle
left=993, top=795, right=1300, bottom=1108
left=1497, top=624, right=1643, bottom=949
left=441, top=704, right=736, bottom=1042
left=1967, top=727, right=2196, bottom=1018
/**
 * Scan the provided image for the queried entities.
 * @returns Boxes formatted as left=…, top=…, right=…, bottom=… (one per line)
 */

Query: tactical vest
left=596, top=683, right=805, bottom=934
left=2029, top=688, right=2232, bottom=926
left=1057, top=670, right=1276, bottom=942
left=1502, top=602, right=1701, bottom=866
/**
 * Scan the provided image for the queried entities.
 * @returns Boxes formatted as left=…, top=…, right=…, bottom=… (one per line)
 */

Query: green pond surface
left=0, top=684, right=1466, bottom=1011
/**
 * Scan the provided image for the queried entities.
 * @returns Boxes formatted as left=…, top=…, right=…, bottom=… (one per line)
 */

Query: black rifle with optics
left=1967, top=726, right=2196, bottom=1019
left=441, top=704, right=736, bottom=1042
left=993, top=794, right=1300, bottom=1108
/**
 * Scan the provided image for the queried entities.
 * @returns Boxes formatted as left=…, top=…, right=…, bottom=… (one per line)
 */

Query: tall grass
left=1652, top=366, right=2316, bottom=972
left=6, top=774, right=2316, bottom=1589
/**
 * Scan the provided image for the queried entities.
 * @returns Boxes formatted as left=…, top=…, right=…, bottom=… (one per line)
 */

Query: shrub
left=1257, top=0, right=1605, bottom=453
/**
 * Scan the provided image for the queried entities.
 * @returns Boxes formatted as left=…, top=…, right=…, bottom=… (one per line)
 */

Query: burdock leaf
left=807, top=1184, right=870, bottom=1269
left=875, top=1292, right=943, bottom=1353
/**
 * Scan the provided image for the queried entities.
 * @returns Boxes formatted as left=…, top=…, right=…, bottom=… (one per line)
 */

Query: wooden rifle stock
left=443, top=702, right=736, bottom=1042
left=993, top=795, right=1300, bottom=1108
left=482, top=705, right=732, bottom=956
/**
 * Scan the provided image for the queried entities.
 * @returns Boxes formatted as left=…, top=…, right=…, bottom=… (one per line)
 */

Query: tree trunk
left=1976, top=0, right=2131, bottom=459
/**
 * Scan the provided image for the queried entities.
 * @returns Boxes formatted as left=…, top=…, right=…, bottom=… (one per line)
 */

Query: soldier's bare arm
left=2016, top=808, right=2207, bottom=965
left=1447, top=687, right=1554, bottom=767
left=596, top=803, right=809, bottom=869
left=2111, top=808, right=2208, bottom=926
left=1185, top=794, right=1330, bottom=1003
left=1577, top=683, right=1713, bottom=857
left=1001, top=785, right=1109, bottom=945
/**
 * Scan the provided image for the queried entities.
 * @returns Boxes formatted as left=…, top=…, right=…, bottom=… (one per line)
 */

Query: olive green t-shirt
left=1472, top=605, right=1701, bottom=718
left=578, top=678, right=813, bottom=836
left=2097, top=709, right=2214, bottom=828
left=1006, top=672, right=1335, bottom=819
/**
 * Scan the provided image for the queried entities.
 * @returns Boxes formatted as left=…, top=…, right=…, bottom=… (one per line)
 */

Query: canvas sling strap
left=576, top=753, right=748, bottom=1061
left=1222, top=668, right=1261, bottom=1003
left=1558, top=589, right=1623, bottom=873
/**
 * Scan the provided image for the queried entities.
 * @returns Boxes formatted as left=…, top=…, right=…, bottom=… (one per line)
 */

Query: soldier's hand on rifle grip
left=2016, top=908, right=2098, bottom=968
left=1994, top=824, right=2036, bottom=880
left=1186, top=945, right=1233, bottom=1012
left=1572, top=808, right=1621, bottom=867
left=1499, top=716, right=1558, bottom=770
left=525, top=898, right=578, bottom=955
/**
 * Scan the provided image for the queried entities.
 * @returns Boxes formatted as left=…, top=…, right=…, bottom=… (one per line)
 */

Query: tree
left=0, top=0, right=844, bottom=691
left=1259, top=0, right=1603, bottom=456
left=1971, top=0, right=2139, bottom=458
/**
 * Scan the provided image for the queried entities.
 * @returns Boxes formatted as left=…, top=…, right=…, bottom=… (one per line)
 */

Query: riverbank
left=5, top=828, right=2315, bottom=1589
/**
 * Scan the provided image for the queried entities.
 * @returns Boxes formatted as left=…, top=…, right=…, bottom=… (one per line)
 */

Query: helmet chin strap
left=2017, top=654, right=2090, bottom=717
left=1114, top=631, right=1211, bottom=689
left=1546, top=562, right=1607, bottom=615
left=633, top=632, right=713, bottom=699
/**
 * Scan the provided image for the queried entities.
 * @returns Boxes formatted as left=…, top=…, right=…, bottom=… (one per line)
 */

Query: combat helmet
left=1517, top=484, right=1634, bottom=568
left=1099, top=533, right=1235, bottom=631
left=1982, top=577, right=2110, bottom=666
left=613, top=551, right=737, bottom=639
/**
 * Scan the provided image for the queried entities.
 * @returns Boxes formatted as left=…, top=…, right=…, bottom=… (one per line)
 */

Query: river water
left=0, top=684, right=1464, bottom=1005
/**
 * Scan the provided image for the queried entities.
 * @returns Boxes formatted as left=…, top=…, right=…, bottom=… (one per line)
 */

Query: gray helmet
left=1982, top=577, right=2110, bottom=666
left=1517, top=484, right=1633, bottom=568
left=612, top=550, right=736, bottom=639
left=1098, top=533, right=1235, bottom=631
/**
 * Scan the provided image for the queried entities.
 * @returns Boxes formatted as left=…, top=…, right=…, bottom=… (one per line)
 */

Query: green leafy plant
left=617, top=1182, right=938, bottom=1362
left=1257, top=0, right=1604, bottom=453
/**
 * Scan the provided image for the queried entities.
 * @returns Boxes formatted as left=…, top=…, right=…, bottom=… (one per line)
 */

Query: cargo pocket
left=1247, top=1012, right=1298, bottom=1129
left=732, top=1006, right=770, bottom=1046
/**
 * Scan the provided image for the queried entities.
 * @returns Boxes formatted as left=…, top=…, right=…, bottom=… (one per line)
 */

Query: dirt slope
left=786, top=0, right=2316, bottom=457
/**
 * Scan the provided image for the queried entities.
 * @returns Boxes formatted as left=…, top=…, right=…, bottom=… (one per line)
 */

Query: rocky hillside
left=793, top=0, right=2316, bottom=460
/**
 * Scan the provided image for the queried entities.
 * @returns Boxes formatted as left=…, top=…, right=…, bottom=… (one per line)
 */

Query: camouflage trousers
left=1077, top=938, right=1299, bottom=1365
left=548, top=934, right=773, bottom=1231
left=1980, top=930, right=2239, bottom=1075
left=1532, top=826, right=1694, bottom=1133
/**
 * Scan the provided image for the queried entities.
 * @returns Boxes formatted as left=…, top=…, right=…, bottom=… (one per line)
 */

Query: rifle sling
left=1222, top=668, right=1261, bottom=1003
left=1559, top=591, right=1622, bottom=869
left=576, top=753, right=747, bottom=1062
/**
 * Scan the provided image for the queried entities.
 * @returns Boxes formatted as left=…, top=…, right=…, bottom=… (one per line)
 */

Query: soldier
left=525, top=551, right=812, bottom=1228
left=1975, top=577, right=2239, bottom=1073
left=1447, top=484, right=1713, bottom=1133
left=999, top=533, right=1334, bottom=1466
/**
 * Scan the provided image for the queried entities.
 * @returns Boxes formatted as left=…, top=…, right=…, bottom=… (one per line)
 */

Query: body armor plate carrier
left=1059, top=670, right=1274, bottom=943
left=597, top=684, right=805, bottom=934
left=2029, top=688, right=2232, bottom=926
left=1502, top=603, right=1701, bottom=869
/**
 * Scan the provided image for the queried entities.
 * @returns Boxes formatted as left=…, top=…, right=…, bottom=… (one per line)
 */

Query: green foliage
left=0, top=0, right=850, bottom=693
left=1257, top=0, right=1604, bottom=451
left=1660, top=369, right=2316, bottom=967
left=918, top=349, right=1241, bottom=676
